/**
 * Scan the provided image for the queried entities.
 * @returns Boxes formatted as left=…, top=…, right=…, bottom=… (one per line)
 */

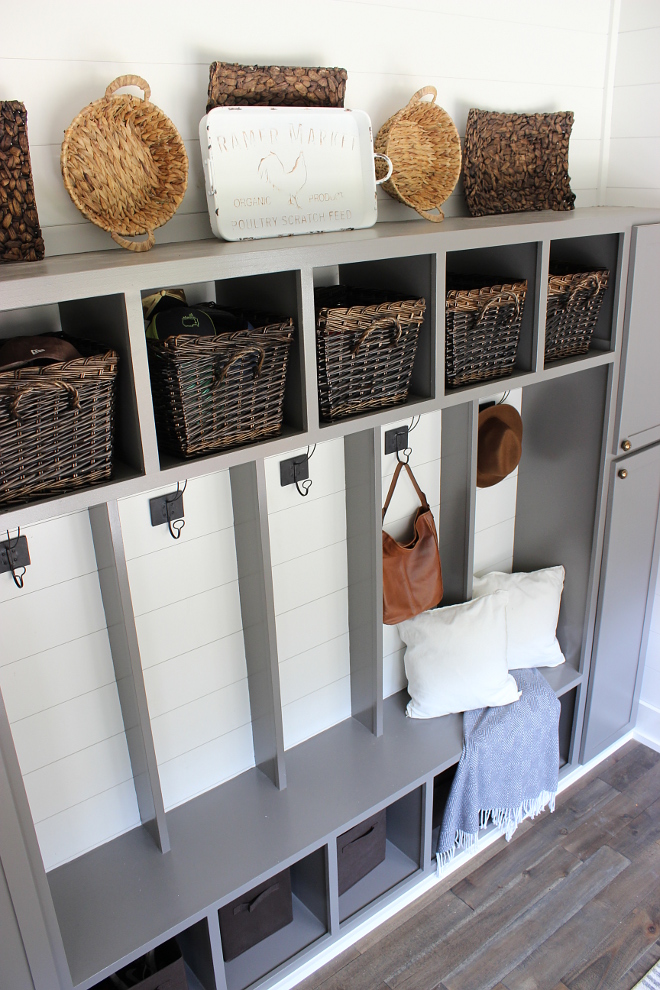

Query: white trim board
left=269, top=730, right=637, bottom=990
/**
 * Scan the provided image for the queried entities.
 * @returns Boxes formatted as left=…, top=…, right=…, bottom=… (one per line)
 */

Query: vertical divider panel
left=88, top=501, right=170, bottom=854
left=299, top=267, right=320, bottom=434
left=122, top=290, right=161, bottom=474
left=0, top=690, right=72, bottom=990
left=344, top=428, right=383, bottom=736
left=422, top=777, right=434, bottom=871
left=205, top=910, right=229, bottom=990
left=439, top=402, right=478, bottom=604
left=326, top=838, right=340, bottom=936
left=535, top=239, right=551, bottom=371
left=230, top=460, right=287, bottom=790
left=436, top=249, right=447, bottom=398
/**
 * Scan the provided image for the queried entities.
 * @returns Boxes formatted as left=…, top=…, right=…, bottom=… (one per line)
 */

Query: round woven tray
left=61, top=76, right=188, bottom=252
left=374, top=87, right=461, bottom=222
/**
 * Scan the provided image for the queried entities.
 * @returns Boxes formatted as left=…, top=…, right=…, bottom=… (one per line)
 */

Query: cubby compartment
left=0, top=294, right=144, bottom=513
left=338, top=786, right=423, bottom=924
left=140, top=271, right=306, bottom=469
left=91, top=924, right=215, bottom=990
left=313, top=255, right=436, bottom=427
left=430, top=763, right=459, bottom=865
left=558, top=688, right=578, bottom=768
left=544, top=233, right=621, bottom=367
left=221, top=846, right=328, bottom=990
left=444, top=242, right=540, bottom=395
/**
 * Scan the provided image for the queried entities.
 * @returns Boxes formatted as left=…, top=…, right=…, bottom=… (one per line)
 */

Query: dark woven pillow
left=207, top=62, right=347, bottom=111
left=463, top=109, right=576, bottom=217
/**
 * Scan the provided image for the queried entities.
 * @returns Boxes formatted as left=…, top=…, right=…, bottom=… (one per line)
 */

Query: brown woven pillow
left=463, top=109, right=576, bottom=217
left=207, top=63, right=347, bottom=111
left=0, top=101, right=44, bottom=262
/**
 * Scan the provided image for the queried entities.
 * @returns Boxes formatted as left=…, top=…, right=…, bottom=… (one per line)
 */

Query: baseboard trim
left=269, top=733, right=636, bottom=990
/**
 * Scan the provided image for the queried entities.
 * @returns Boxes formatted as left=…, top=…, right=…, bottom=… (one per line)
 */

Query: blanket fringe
left=436, top=789, right=556, bottom=876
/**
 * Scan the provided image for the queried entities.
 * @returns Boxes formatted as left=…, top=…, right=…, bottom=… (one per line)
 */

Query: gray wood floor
left=295, top=741, right=660, bottom=990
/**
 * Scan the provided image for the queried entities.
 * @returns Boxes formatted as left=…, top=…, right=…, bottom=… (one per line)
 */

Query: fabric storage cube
left=545, top=267, right=609, bottom=362
left=0, top=342, right=118, bottom=509
left=147, top=319, right=294, bottom=457
left=219, top=868, right=293, bottom=961
left=445, top=275, right=526, bottom=388
left=93, top=938, right=188, bottom=989
left=337, top=809, right=387, bottom=895
left=315, top=286, right=425, bottom=421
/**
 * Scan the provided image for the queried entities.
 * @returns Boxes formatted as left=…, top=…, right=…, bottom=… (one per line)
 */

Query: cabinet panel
left=0, top=860, right=35, bottom=990
left=617, top=223, right=660, bottom=452
left=582, top=444, right=660, bottom=762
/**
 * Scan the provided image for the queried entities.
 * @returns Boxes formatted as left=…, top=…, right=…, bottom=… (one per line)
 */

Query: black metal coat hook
left=0, top=528, right=30, bottom=589
left=280, top=444, right=317, bottom=498
left=149, top=481, right=187, bottom=539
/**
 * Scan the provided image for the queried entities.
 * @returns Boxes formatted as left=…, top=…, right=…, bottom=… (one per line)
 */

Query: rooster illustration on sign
left=258, top=152, right=307, bottom=209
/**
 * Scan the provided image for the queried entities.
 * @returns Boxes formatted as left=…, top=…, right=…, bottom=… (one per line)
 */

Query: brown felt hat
left=476, top=403, right=523, bottom=488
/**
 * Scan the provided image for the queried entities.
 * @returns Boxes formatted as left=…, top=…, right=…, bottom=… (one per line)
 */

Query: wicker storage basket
left=315, top=287, right=425, bottom=421
left=545, top=268, right=609, bottom=362
left=445, top=276, right=527, bottom=387
left=463, top=109, right=575, bottom=217
left=0, top=347, right=118, bottom=508
left=374, top=88, right=461, bottom=222
left=61, top=76, right=188, bottom=253
left=147, top=321, right=294, bottom=457
left=207, top=63, right=347, bottom=110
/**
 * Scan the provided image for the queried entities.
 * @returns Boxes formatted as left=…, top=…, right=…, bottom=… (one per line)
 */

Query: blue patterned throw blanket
left=436, top=667, right=560, bottom=870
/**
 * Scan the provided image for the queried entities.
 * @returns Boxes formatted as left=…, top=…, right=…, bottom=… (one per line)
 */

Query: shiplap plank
left=126, top=527, right=239, bottom=617
left=278, top=634, right=350, bottom=708
left=641, top=666, right=660, bottom=711
left=473, top=517, right=517, bottom=576
left=619, top=0, right=660, bottom=32
left=118, top=471, right=234, bottom=560
left=158, top=722, right=255, bottom=811
left=268, top=491, right=347, bottom=567
left=142, top=631, right=247, bottom=720
left=276, top=589, right=350, bottom=661
left=614, top=26, right=660, bottom=86
left=610, top=83, right=660, bottom=138
left=265, top=439, right=345, bottom=514
left=608, top=137, right=660, bottom=188
left=0, top=631, right=115, bottom=723
left=272, top=541, right=348, bottom=616
left=134, top=581, right=243, bottom=668
left=150, top=678, right=252, bottom=766
left=383, top=648, right=407, bottom=699
left=475, top=474, right=519, bottom=534
left=282, top=675, right=351, bottom=750
left=0, top=513, right=97, bottom=605
left=605, top=187, right=660, bottom=207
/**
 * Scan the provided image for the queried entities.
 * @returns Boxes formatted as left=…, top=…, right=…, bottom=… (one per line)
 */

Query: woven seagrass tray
left=207, top=63, right=347, bottom=110
left=445, top=277, right=527, bottom=387
left=374, top=87, right=461, bottom=222
left=463, top=109, right=575, bottom=217
left=148, top=321, right=294, bottom=457
left=0, top=348, right=118, bottom=508
left=61, top=76, right=188, bottom=252
left=545, top=268, right=609, bottom=362
left=315, top=287, right=426, bottom=421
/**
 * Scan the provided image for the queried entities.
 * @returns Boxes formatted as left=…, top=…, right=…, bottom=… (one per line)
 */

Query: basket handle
left=213, top=346, right=266, bottom=387
left=564, top=274, right=604, bottom=312
left=416, top=205, right=445, bottom=223
left=105, top=75, right=151, bottom=101
left=406, top=86, right=437, bottom=106
left=474, top=290, right=521, bottom=326
left=374, top=154, right=393, bottom=186
left=351, top=316, right=403, bottom=355
left=111, top=230, right=156, bottom=253
left=7, top=380, right=81, bottom=421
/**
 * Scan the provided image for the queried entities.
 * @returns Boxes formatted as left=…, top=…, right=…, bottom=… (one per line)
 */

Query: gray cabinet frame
left=0, top=206, right=658, bottom=990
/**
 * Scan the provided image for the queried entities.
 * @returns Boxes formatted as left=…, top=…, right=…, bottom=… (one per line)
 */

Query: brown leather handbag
left=382, top=461, right=443, bottom=624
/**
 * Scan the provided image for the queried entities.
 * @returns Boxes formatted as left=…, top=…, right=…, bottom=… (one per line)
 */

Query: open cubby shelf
left=2, top=206, right=659, bottom=990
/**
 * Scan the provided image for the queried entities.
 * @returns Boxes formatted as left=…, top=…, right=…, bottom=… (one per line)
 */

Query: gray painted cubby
left=1, top=206, right=659, bottom=990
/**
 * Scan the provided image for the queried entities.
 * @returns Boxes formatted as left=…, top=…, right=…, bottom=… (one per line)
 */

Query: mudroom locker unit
left=1, top=206, right=659, bottom=990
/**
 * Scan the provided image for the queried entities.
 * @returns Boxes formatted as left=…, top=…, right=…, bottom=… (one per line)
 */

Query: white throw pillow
left=398, top=591, right=521, bottom=719
left=471, top=566, right=566, bottom=670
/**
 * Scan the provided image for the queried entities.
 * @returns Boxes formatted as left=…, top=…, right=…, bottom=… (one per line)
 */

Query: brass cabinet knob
left=621, top=439, right=632, bottom=451
left=618, top=469, right=628, bottom=479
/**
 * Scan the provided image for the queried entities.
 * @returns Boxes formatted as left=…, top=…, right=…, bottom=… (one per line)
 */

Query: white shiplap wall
left=605, top=0, right=660, bottom=748
left=0, top=0, right=613, bottom=255
left=0, top=0, right=644, bottom=869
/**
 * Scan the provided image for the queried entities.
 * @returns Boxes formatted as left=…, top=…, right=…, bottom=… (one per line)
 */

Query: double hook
left=294, top=444, right=317, bottom=497
left=395, top=415, right=420, bottom=465
left=165, top=481, right=186, bottom=539
left=4, top=528, right=26, bottom=589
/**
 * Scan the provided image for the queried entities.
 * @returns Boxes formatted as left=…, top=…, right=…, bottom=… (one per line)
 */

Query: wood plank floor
left=295, top=741, right=660, bottom=990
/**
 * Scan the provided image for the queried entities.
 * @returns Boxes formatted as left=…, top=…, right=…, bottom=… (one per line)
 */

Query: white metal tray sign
left=200, top=107, right=391, bottom=241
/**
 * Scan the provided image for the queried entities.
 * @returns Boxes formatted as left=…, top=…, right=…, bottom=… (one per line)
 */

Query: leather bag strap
left=382, top=461, right=429, bottom=520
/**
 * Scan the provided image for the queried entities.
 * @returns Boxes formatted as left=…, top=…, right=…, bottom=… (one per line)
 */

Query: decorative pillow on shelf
left=397, top=592, right=521, bottom=719
left=472, top=566, right=566, bottom=670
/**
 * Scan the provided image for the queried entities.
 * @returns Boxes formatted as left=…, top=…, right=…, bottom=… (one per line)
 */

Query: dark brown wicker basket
left=0, top=349, right=118, bottom=508
left=445, top=276, right=527, bottom=387
left=545, top=267, right=609, bottom=362
left=147, top=321, right=294, bottom=457
left=315, top=287, right=425, bottom=422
